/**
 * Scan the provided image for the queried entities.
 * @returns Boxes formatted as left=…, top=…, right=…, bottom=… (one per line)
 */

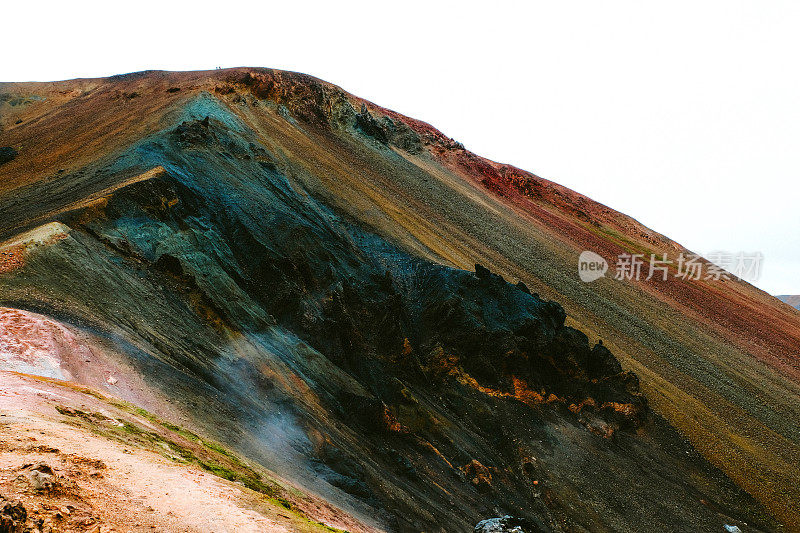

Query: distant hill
left=777, top=295, right=800, bottom=310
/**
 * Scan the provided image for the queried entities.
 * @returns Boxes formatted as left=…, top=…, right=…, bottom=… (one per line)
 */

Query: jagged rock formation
left=0, top=68, right=795, bottom=532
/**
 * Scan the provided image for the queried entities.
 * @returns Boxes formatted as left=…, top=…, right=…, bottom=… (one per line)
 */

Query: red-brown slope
left=439, top=151, right=800, bottom=381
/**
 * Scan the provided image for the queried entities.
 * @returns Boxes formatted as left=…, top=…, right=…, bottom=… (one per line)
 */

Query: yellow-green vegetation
left=587, top=223, right=656, bottom=260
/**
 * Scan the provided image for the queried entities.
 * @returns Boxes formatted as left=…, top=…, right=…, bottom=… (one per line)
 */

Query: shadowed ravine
left=0, top=68, right=798, bottom=532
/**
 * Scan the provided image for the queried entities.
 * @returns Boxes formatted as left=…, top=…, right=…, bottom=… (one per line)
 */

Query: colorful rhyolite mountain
left=0, top=69, right=798, bottom=532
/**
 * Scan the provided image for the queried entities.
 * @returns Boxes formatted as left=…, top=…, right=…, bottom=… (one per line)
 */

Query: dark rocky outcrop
left=353, top=103, right=423, bottom=153
left=0, top=147, right=17, bottom=165
left=0, top=496, right=26, bottom=533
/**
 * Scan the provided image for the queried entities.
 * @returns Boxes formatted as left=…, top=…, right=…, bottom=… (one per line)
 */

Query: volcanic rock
left=0, top=147, right=17, bottom=165
left=0, top=496, right=26, bottom=533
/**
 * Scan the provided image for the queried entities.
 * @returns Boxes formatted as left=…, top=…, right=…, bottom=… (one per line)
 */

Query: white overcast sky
left=3, top=1, right=799, bottom=294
